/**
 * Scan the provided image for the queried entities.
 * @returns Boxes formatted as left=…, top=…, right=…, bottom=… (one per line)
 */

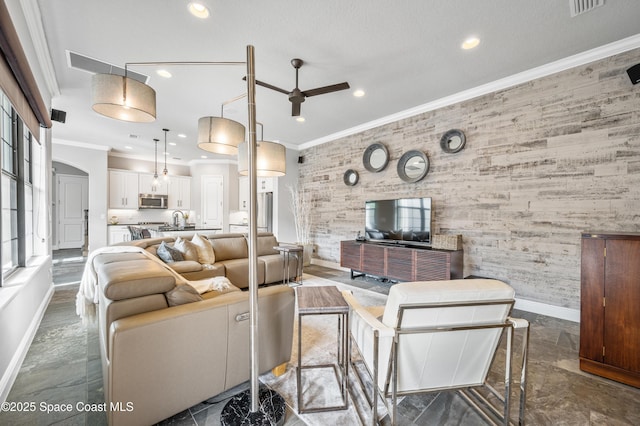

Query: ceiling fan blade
left=292, top=101, right=301, bottom=116
left=303, top=82, right=350, bottom=97
left=242, top=76, right=290, bottom=95
left=255, top=79, right=290, bottom=95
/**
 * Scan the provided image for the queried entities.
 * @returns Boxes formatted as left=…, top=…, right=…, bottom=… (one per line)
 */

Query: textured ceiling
left=34, top=0, right=640, bottom=164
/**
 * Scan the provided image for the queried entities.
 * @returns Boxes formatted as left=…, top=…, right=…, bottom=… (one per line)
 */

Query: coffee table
left=296, top=285, right=349, bottom=413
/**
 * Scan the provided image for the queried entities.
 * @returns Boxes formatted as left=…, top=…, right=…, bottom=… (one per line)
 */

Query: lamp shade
left=91, top=74, right=156, bottom=122
left=238, top=140, right=286, bottom=177
left=197, top=116, right=246, bottom=155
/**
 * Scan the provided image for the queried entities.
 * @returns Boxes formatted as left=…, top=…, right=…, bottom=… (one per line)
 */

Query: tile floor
left=1, top=255, right=639, bottom=425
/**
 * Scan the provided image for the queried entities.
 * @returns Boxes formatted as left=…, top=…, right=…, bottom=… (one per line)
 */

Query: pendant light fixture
left=197, top=94, right=247, bottom=155
left=152, top=138, right=159, bottom=185
left=91, top=73, right=156, bottom=122
left=238, top=122, right=286, bottom=177
left=162, top=128, right=169, bottom=180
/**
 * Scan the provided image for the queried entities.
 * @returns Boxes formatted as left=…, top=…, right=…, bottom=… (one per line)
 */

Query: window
left=1, top=90, right=34, bottom=281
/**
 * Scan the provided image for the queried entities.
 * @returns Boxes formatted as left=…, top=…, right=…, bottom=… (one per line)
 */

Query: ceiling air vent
left=66, top=50, right=149, bottom=83
left=569, top=0, right=605, bottom=17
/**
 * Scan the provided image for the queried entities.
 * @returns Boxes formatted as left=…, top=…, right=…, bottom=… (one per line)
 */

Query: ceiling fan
left=250, top=58, right=350, bottom=116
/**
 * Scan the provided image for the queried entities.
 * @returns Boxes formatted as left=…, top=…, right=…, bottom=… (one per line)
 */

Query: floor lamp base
left=220, top=386, right=286, bottom=426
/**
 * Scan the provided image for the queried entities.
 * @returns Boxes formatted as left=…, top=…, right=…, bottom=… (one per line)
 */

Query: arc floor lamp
left=91, top=45, right=283, bottom=424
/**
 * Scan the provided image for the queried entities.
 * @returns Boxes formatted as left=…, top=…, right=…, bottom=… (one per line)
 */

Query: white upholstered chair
left=343, top=279, right=529, bottom=425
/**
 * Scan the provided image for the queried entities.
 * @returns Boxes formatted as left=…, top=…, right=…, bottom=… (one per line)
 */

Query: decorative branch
left=287, top=184, right=311, bottom=245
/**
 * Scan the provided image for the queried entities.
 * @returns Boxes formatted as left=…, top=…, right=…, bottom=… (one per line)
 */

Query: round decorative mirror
left=363, top=143, right=389, bottom=172
left=440, top=129, right=466, bottom=154
left=343, top=169, right=359, bottom=186
left=397, top=150, right=429, bottom=183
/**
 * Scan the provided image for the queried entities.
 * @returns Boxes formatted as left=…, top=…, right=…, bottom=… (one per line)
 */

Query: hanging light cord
left=153, top=138, right=159, bottom=178
left=162, top=128, right=169, bottom=177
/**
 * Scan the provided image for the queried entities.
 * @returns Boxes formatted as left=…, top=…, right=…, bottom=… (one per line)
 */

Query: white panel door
left=58, top=174, right=88, bottom=249
left=201, top=175, right=223, bottom=229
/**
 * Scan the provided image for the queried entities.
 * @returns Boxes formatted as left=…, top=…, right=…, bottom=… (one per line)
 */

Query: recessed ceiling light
left=353, top=89, right=365, bottom=97
left=188, top=2, right=210, bottom=18
left=156, top=69, right=172, bottom=78
left=124, top=146, right=133, bottom=150
left=177, top=133, right=187, bottom=138
left=169, top=142, right=177, bottom=146
left=201, top=155, right=208, bottom=159
left=296, top=117, right=305, bottom=123
left=461, top=37, right=480, bottom=50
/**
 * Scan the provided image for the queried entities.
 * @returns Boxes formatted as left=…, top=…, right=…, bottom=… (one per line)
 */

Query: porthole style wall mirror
left=397, top=150, right=429, bottom=183
left=343, top=169, right=359, bottom=186
left=440, top=129, right=466, bottom=154
left=363, top=143, right=389, bottom=172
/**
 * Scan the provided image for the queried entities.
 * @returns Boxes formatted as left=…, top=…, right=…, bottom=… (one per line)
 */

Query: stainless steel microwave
left=139, top=193, right=168, bottom=209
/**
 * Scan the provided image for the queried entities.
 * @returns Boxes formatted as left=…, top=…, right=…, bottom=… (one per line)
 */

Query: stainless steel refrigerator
left=257, top=192, right=273, bottom=233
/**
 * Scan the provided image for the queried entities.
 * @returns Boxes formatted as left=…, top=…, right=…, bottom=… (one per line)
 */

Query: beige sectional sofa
left=119, top=232, right=300, bottom=288
left=93, top=232, right=297, bottom=425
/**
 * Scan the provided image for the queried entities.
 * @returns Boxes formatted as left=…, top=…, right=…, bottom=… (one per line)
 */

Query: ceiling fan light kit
left=91, top=73, right=156, bottom=122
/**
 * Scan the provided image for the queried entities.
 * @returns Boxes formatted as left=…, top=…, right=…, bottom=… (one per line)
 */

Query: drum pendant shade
left=197, top=116, right=246, bottom=155
left=238, top=140, right=286, bottom=177
left=91, top=74, right=156, bottom=122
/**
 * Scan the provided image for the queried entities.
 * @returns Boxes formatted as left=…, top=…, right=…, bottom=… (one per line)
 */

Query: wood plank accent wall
left=299, top=47, right=640, bottom=310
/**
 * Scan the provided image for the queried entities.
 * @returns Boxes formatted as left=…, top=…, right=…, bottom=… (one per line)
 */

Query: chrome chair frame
left=347, top=299, right=530, bottom=426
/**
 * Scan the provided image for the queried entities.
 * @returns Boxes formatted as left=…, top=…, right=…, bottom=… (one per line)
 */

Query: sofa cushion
left=209, top=237, right=247, bottom=261
left=174, top=237, right=199, bottom=262
left=168, top=260, right=203, bottom=274
left=99, top=259, right=176, bottom=301
left=257, top=235, right=280, bottom=256
left=191, top=233, right=215, bottom=264
left=165, top=284, right=203, bottom=306
left=157, top=241, right=184, bottom=263
left=218, top=258, right=265, bottom=289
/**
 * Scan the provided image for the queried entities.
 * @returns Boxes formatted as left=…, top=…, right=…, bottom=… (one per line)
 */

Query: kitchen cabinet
left=168, top=176, right=191, bottom=209
left=580, top=232, right=640, bottom=388
left=139, top=173, right=168, bottom=195
left=230, top=224, right=248, bottom=233
left=258, top=177, right=274, bottom=193
left=239, top=176, right=249, bottom=211
left=108, top=225, right=131, bottom=244
left=108, top=170, right=139, bottom=209
left=238, top=176, right=274, bottom=211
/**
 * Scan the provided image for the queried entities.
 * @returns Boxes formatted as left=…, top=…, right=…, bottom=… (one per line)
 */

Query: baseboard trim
left=0, top=284, right=54, bottom=403
left=514, top=297, right=580, bottom=323
left=310, top=259, right=581, bottom=323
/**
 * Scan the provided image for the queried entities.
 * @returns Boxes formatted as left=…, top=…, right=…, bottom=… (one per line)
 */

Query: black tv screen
left=365, top=197, right=432, bottom=246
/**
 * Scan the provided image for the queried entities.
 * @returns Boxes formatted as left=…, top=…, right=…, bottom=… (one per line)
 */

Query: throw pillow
left=174, top=236, right=199, bottom=262
left=191, top=233, right=215, bottom=264
left=165, top=284, right=203, bottom=306
left=157, top=241, right=184, bottom=263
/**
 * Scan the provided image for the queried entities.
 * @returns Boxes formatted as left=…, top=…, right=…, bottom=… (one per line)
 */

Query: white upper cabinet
left=168, top=176, right=191, bottom=210
left=139, top=173, right=168, bottom=195
left=109, top=170, right=139, bottom=209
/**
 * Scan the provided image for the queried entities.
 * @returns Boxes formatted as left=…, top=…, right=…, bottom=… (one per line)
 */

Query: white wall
left=52, top=141, right=109, bottom=251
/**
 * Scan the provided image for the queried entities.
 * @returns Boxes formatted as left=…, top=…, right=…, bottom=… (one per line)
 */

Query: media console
left=340, top=240, right=463, bottom=282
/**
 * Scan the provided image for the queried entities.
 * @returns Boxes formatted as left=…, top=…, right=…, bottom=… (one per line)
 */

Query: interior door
left=201, top=175, right=223, bottom=229
left=58, top=174, right=88, bottom=249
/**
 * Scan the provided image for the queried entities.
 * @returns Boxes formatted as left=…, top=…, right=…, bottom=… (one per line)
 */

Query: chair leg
left=519, top=325, right=530, bottom=426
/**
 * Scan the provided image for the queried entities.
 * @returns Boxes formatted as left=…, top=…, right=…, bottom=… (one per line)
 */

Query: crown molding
left=19, top=0, right=60, bottom=98
left=300, top=33, right=640, bottom=151
left=53, top=138, right=111, bottom=151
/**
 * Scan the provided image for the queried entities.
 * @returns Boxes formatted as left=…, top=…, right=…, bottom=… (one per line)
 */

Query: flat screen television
left=365, top=197, right=432, bottom=246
